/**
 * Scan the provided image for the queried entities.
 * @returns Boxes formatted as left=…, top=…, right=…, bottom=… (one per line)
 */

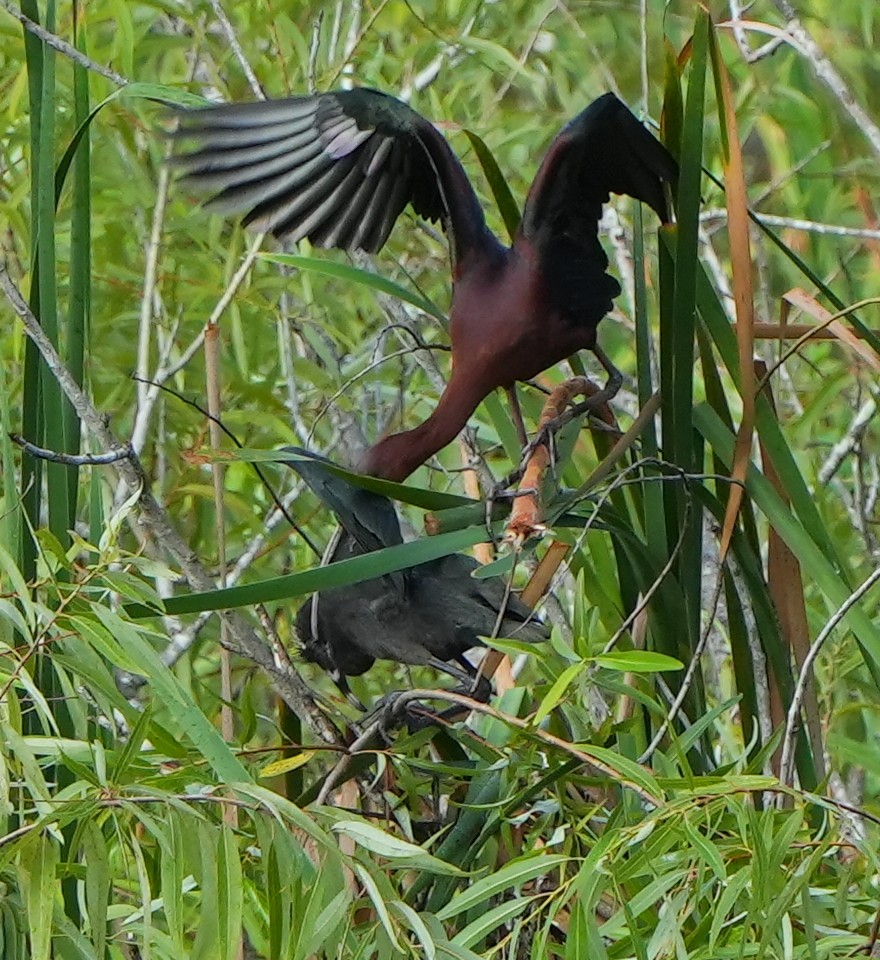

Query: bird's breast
left=450, top=252, right=599, bottom=385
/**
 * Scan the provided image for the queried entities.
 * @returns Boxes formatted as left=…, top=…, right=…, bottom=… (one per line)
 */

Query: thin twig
left=817, top=392, right=878, bottom=485
left=767, top=3, right=880, bottom=162
left=1, top=0, right=128, bottom=87
left=131, top=375, right=320, bottom=555
left=135, top=161, right=170, bottom=413
left=318, top=688, right=663, bottom=808
left=779, top=565, right=880, bottom=788
left=638, top=564, right=728, bottom=765
left=205, top=0, right=264, bottom=99
left=700, top=209, right=880, bottom=241
left=126, top=232, right=266, bottom=468
left=9, top=434, right=132, bottom=466
left=118, top=474, right=314, bottom=687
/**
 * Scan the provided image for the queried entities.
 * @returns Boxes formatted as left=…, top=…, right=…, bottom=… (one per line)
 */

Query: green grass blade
left=462, top=129, right=521, bottom=241
left=34, top=1, right=70, bottom=552
left=127, top=524, right=491, bottom=618
left=262, top=253, right=447, bottom=323
left=65, top=2, right=91, bottom=518
left=18, top=0, right=45, bottom=581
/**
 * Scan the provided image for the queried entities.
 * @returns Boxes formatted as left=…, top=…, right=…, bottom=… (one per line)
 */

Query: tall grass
left=0, top=1, right=878, bottom=956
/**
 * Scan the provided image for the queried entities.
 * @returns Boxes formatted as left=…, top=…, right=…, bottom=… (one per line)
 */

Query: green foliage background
left=2, top=1, right=880, bottom=958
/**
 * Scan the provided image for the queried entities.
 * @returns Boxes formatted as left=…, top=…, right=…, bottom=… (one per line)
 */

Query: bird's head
left=295, top=600, right=333, bottom=670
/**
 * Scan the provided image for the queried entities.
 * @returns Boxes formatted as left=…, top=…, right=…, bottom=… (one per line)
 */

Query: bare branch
left=1, top=0, right=128, bottom=87
left=9, top=434, right=132, bottom=466
left=205, top=0, right=264, bottom=99
left=701, top=209, right=880, bottom=241
left=725, top=10, right=880, bottom=162
left=818, top=393, right=878, bottom=485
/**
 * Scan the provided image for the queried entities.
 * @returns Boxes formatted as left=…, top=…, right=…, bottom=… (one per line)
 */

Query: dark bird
left=173, top=89, right=677, bottom=481
left=283, top=447, right=548, bottom=706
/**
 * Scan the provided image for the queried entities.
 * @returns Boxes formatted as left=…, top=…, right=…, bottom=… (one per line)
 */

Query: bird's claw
left=365, top=691, right=439, bottom=736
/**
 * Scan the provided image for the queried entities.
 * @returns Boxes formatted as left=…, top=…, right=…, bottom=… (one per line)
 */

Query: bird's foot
left=364, top=691, right=440, bottom=736
left=503, top=376, right=617, bottom=542
left=463, top=673, right=493, bottom=704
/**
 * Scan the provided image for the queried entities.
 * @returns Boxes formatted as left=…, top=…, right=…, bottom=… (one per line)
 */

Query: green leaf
left=92, top=608, right=251, bottom=784
left=217, top=826, right=243, bottom=960
left=436, top=854, right=569, bottom=921
left=462, top=129, right=521, bottom=240
left=82, top=821, right=110, bottom=958
left=451, top=896, right=538, bottom=949
left=262, top=253, right=447, bottom=322
left=593, top=650, right=684, bottom=673
left=332, top=821, right=461, bottom=875
left=127, top=524, right=492, bottom=618
left=534, top=661, right=584, bottom=725
left=354, top=863, right=402, bottom=952
left=26, top=833, right=59, bottom=960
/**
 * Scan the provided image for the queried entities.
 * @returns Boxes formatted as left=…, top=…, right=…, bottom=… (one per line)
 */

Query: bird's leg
left=428, top=656, right=477, bottom=688
left=505, top=385, right=529, bottom=448
left=454, top=653, right=494, bottom=702
left=523, top=348, right=621, bottom=462
left=485, top=386, right=535, bottom=515
left=590, top=343, right=623, bottom=405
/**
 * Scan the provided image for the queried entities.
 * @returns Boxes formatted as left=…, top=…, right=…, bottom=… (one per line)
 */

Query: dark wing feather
left=519, top=93, right=677, bottom=245
left=517, top=93, right=677, bottom=323
left=280, top=447, right=403, bottom=555
left=171, top=87, right=487, bottom=261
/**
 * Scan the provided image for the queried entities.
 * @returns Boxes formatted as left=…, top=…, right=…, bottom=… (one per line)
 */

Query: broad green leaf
left=436, top=854, right=569, bottom=921
left=593, top=650, right=684, bottom=673
left=128, top=525, right=492, bottom=618
left=262, top=253, right=446, bottom=322
left=218, top=826, right=244, bottom=960
left=92, top=608, right=251, bottom=784
left=25, top=834, right=59, bottom=960
left=332, top=821, right=461, bottom=874
left=451, top=896, right=537, bottom=949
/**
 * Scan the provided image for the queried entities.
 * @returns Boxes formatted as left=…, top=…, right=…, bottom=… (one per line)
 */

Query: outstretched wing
left=519, top=93, right=677, bottom=244
left=171, top=87, right=486, bottom=262
left=517, top=93, right=677, bottom=325
left=280, top=447, right=403, bottom=555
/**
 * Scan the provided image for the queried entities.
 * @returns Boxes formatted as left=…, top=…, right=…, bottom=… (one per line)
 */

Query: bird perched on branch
left=282, top=447, right=547, bottom=707
left=173, top=89, right=677, bottom=481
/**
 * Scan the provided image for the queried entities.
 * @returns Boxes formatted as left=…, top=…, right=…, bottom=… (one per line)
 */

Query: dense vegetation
left=2, top=0, right=880, bottom=957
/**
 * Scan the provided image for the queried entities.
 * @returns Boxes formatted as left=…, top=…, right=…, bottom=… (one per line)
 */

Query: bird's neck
left=361, top=371, right=487, bottom=482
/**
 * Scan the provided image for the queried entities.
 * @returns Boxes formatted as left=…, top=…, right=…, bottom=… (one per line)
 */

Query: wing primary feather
left=247, top=152, right=360, bottom=236
left=349, top=166, right=396, bottom=251
left=365, top=150, right=409, bottom=251
left=294, top=168, right=374, bottom=244
left=173, top=87, right=466, bottom=256
left=204, top=148, right=332, bottom=215
left=315, top=148, right=385, bottom=248
left=170, top=114, right=317, bottom=151
left=174, top=127, right=318, bottom=177
left=322, top=125, right=374, bottom=159
left=184, top=137, right=324, bottom=192
left=175, top=97, right=319, bottom=129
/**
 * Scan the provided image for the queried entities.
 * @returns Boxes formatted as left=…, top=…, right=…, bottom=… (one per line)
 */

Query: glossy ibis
left=174, top=90, right=676, bottom=480
left=283, top=447, right=547, bottom=706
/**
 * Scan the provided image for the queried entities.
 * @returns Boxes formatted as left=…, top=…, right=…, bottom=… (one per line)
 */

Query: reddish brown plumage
left=172, top=88, right=677, bottom=481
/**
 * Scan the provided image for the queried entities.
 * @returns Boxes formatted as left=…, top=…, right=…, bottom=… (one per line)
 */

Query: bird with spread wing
left=172, top=89, right=676, bottom=481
